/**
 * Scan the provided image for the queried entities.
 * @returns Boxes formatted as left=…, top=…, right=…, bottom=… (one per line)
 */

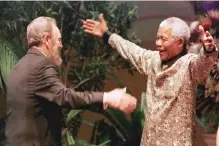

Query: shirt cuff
left=203, top=44, right=217, bottom=54
left=103, top=30, right=112, bottom=44
left=92, top=92, right=104, bottom=103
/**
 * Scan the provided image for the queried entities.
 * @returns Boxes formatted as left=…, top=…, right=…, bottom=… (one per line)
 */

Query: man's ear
left=178, top=37, right=184, bottom=48
left=44, top=34, right=51, bottom=49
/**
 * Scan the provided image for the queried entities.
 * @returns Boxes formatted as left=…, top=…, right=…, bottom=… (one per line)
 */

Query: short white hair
left=27, top=16, right=57, bottom=48
left=160, top=17, right=190, bottom=45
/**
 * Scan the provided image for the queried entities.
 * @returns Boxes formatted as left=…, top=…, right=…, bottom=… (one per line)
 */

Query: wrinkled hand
left=103, top=87, right=137, bottom=113
left=83, top=13, right=108, bottom=38
left=199, top=25, right=216, bottom=51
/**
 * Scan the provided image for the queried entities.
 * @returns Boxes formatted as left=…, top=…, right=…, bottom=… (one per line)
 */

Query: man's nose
left=156, top=39, right=162, bottom=47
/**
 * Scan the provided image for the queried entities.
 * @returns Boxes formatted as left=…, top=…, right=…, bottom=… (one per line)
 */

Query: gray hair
left=26, top=16, right=57, bottom=48
left=160, top=17, right=190, bottom=47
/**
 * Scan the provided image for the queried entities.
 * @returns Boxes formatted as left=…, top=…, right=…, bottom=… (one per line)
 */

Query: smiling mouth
left=159, top=50, right=166, bottom=53
left=159, top=51, right=167, bottom=57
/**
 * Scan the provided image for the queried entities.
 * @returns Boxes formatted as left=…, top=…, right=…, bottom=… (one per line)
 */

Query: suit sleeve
left=33, top=59, right=104, bottom=108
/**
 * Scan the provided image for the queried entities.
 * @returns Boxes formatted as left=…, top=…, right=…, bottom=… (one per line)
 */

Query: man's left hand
left=199, top=25, right=216, bottom=51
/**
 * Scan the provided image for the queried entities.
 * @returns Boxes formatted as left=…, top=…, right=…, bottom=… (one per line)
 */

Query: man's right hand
left=83, top=13, right=108, bottom=38
left=103, top=87, right=137, bottom=114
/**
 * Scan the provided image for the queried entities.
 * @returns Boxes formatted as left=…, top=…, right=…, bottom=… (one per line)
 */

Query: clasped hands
left=103, top=87, right=137, bottom=114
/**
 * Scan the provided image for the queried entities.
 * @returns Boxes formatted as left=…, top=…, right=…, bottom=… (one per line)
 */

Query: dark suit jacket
left=5, top=48, right=103, bottom=146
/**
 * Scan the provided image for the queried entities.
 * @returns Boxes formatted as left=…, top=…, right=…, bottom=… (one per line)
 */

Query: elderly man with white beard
left=5, top=16, right=137, bottom=146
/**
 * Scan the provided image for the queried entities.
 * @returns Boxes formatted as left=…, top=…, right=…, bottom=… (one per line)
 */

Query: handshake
left=103, top=87, right=137, bottom=113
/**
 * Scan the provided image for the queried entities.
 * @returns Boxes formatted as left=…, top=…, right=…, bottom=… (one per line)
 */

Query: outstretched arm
left=83, top=14, right=155, bottom=75
left=190, top=25, right=218, bottom=84
left=34, top=59, right=137, bottom=113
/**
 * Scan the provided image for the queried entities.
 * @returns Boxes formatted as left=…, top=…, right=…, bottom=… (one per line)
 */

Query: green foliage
left=58, top=1, right=140, bottom=91
left=190, top=1, right=219, bottom=133
left=196, top=79, right=219, bottom=133
left=0, top=1, right=140, bottom=91
left=65, top=92, right=146, bottom=146
left=0, top=39, right=20, bottom=93
left=0, top=1, right=142, bottom=146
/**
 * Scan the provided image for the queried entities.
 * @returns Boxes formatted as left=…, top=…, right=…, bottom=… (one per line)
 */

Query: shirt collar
left=34, top=47, right=47, bottom=57
left=161, top=48, right=187, bottom=70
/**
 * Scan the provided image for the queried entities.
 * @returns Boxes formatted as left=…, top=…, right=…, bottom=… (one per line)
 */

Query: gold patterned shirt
left=108, top=34, right=218, bottom=146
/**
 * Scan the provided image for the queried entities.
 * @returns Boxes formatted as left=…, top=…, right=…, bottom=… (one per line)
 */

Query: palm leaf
left=66, top=109, right=82, bottom=123
left=131, top=92, right=146, bottom=129
left=97, top=140, right=111, bottom=146
left=74, top=140, right=94, bottom=146
left=140, top=92, right=146, bottom=117
left=0, top=39, right=19, bottom=92
left=62, top=129, right=75, bottom=146
left=91, top=119, right=122, bottom=146
left=0, top=70, right=6, bottom=93
left=104, top=108, right=132, bottom=139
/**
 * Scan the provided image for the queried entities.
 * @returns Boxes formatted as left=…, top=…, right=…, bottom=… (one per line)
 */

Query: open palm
left=83, top=13, right=108, bottom=38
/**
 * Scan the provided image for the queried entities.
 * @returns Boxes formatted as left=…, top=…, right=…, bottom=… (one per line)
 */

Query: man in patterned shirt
left=83, top=14, right=218, bottom=145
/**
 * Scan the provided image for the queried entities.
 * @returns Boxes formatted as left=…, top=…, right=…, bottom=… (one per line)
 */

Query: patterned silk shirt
left=108, top=34, right=218, bottom=146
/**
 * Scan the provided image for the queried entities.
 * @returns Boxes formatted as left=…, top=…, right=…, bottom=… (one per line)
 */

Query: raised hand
left=103, top=87, right=137, bottom=113
left=83, top=13, right=108, bottom=38
left=199, top=25, right=216, bottom=51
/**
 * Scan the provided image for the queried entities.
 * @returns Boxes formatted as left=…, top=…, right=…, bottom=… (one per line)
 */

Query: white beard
left=51, top=49, right=62, bottom=67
